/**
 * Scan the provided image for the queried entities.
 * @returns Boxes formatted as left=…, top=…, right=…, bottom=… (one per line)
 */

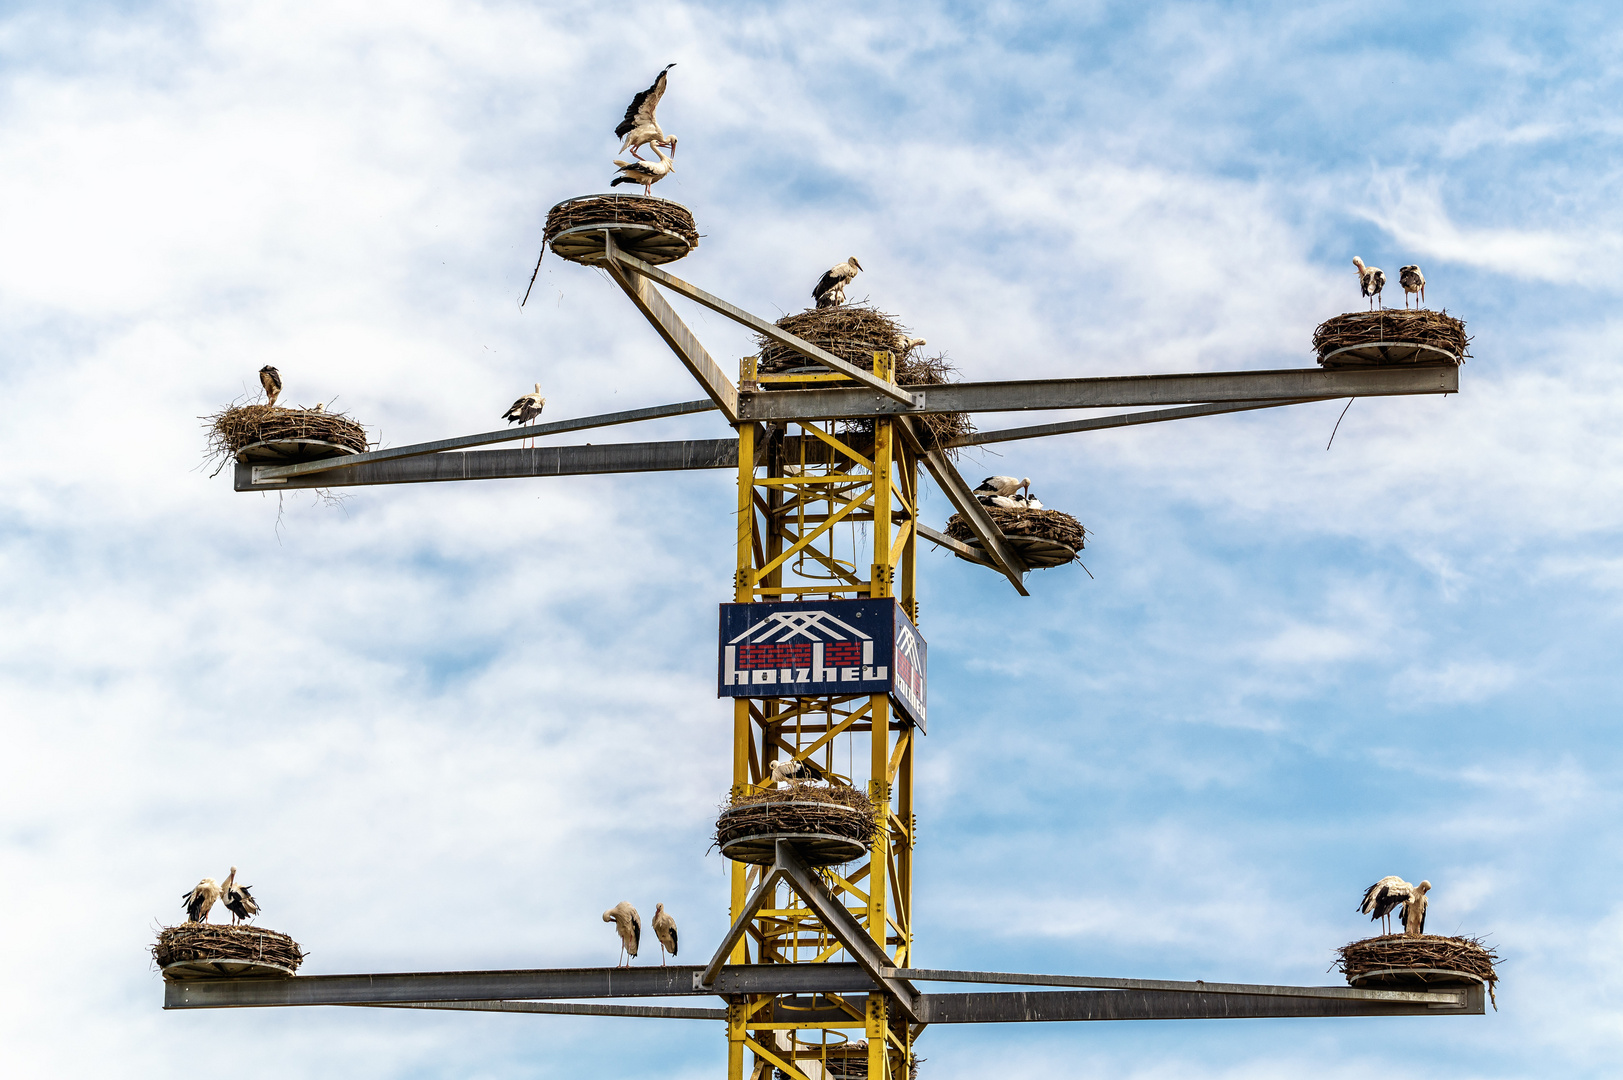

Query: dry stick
left=520, top=246, right=544, bottom=307
left=1326, top=398, right=1356, bottom=450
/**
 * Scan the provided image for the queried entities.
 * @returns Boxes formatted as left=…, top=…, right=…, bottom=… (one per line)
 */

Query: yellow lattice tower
left=728, top=351, right=918, bottom=1080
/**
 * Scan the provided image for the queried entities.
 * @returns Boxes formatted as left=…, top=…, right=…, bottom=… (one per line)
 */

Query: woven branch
left=153, top=923, right=305, bottom=971
left=204, top=403, right=368, bottom=468
left=1333, top=934, right=1499, bottom=1005
left=945, top=507, right=1086, bottom=549
left=715, top=781, right=877, bottom=848
left=544, top=194, right=698, bottom=247
left=1312, top=309, right=1470, bottom=360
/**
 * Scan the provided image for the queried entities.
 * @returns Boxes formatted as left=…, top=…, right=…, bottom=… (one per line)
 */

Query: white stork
left=615, top=64, right=677, bottom=161
left=603, top=901, right=641, bottom=966
left=814, top=257, right=862, bottom=309
left=1352, top=257, right=1386, bottom=310
left=502, top=384, right=547, bottom=427
left=1360, top=875, right=1417, bottom=936
left=221, top=866, right=260, bottom=925
left=1399, top=264, right=1426, bottom=309
left=258, top=366, right=282, bottom=408
left=652, top=903, right=679, bottom=965
left=973, top=476, right=1030, bottom=499
left=896, top=336, right=927, bottom=354
left=182, top=877, right=222, bottom=923
left=768, top=758, right=805, bottom=786
left=611, top=145, right=674, bottom=196
left=1401, top=880, right=1431, bottom=936
left=310, top=402, right=325, bottom=412
left=978, top=494, right=1021, bottom=509
left=1017, top=492, right=1044, bottom=510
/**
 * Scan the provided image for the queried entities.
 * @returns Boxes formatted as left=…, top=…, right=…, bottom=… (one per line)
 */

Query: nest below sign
left=544, top=194, right=698, bottom=266
left=1313, top=309, right=1469, bottom=368
left=716, top=781, right=876, bottom=867
left=154, top=923, right=305, bottom=980
left=1334, top=933, right=1500, bottom=1008
left=945, top=506, right=1086, bottom=569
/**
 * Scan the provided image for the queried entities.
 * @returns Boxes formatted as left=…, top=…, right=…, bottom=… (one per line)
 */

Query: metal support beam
left=914, top=984, right=1483, bottom=1022
left=606, top=248, right=918, bottom=407
left=888, top=968, right=1465, bottom=1005
left=944, top=398, right=1319, bottom=448
left=920, top=450, right=1029, bottom=595
left=354, top=1000, right=727, bottom=1020
left=247, top=399, right=719, bottom=482
left=916, top=524, right=992, bottom=566
left=738, top=365, right=1458, bottom=423
left=602, top=233, right=739, bottom=422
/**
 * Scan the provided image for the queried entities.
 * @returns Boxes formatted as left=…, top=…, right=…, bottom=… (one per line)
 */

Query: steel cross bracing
left=199, top=240, right=1473, bottom=1077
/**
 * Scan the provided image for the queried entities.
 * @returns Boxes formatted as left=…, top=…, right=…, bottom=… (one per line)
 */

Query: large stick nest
left=205, top=404, right=369, bottom=463
left=544, top=194, right=699, bottom=248
left=946, top=507, right=1087, bottom=549
left=1312, top=309, right=1470, bottom=362
left=1334, top=934, right=1499, bottom=1006
left=153, top=923, right=305, bottom=972
left=716, top=780, right=877, bottom=849
left=755, top=305, right=974, bottom=454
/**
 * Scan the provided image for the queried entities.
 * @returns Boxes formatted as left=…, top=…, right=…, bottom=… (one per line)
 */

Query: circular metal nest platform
left=162, top=957, right=297, bottom=981
left=234, top=439, right=363, bottom=465
left=1318, top=341, right=1462, bottom=368
left=545, top=194, right=697, bottom=266
left=955, top=534, right=1078, bottom=569
left=721, top=830, right=870, bottom=866
left=1349, top=966, right=1485, bottom=989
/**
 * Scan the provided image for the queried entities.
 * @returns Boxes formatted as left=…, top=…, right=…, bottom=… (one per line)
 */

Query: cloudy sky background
left=3, top=0, right=1622, bottom=1076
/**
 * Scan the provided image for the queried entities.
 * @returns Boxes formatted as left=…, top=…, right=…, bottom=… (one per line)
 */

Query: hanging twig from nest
left=520, top=246, right=544, bottom=307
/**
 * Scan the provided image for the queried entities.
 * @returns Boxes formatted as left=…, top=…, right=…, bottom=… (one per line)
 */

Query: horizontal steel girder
left=737, top=365, right=1458, bottom=423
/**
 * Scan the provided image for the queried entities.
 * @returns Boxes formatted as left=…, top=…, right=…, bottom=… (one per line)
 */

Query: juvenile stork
left=652, top=903, right=679, bottom=965
left=603, top=901, right=641, bottom=966
left=973, top=476, right=1030, bottom=499
left=1360, top=875, right=1417, bottom=936
left=1399, top=264, right=1426, bottom=309
left=615, top=64, right=677, bottom=161
left=978, top=494, right=1021, bottom=509
left=259, top=366, right=282, bottom=408
left=221, top=866, right=260, bottom=925
left=1400, top=880, right=1431, bottom=936
left=768, top=758, right=805, bottom=786
left=182, top=877, right=222, bottom=923
left=1018, top=492, right=1044, bottom=510
left=814, top=257, right=862, bottom=308
left=1352, top=257, right=1386, bottom=310
left=896, top=336, right=927, bottom=355
left=611, top=145, right=674, bottom=196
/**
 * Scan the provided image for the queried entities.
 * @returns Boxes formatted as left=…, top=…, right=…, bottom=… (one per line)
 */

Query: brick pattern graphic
left=736, top=642, right=814, bottom=669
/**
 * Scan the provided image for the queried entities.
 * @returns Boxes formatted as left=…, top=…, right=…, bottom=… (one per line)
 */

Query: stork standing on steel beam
left=615, top=64, right=678, bottom=161
left=611, top=145, right=675, bottom=196
left=814, top=257, right=862, bottom=308
left=652, top=903, right=679, bottom=965
left=603, top=901, right=641, bottom=966
left=1399, top=264, right=1426, bottom=309
left=221, top=866, right=260, bottom=925
left=1352, top=257, right=1386, bottom=310
left=502, top=384, right=547, bottom=447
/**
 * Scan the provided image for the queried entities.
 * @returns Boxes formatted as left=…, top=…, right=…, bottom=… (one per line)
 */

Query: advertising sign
left=718, top=598, right=927, bottom=728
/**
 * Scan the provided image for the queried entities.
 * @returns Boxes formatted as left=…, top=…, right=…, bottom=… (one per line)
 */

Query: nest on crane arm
left=1313, top=309, right=1469, bottom=367
left=945, top=506, right=1087, bottom=569
left=776, top=1050, right=921, bottom=1080
left=153, top=923, right=305, bottom=980
left=1334, top=934, right=1499, bottom=1007
left=543, top=194, right=699, bottom=265
left=755, top=305, right=975, bottom=455
left=204, top=403, right=369, bottom=470
left=715, top=780, right=877, bottom=867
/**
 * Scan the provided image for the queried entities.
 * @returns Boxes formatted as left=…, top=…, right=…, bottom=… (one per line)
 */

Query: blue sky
left=3, top=1, right=1621, bottom=1076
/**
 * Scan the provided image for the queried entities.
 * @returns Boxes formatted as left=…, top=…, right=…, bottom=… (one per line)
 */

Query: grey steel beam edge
left=249, top=398, right=719, bottom=483
left=738, top=365, right=1459, bottom=422
left=887, top=968, right=1464, bottom=1006
left=606, top=248, right=919, bottom=407
left=944, top=398, right=1320, bottom=448
left=355, top=1001, right=727, bottom=1020
left=913, top=984, right=1484, bottom=1023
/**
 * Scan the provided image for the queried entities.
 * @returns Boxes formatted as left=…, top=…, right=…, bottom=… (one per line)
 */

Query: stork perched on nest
left=974, top=476, right=1030, bottom=499
left=258, top=366, right=282, bottom=408
left=814, top=257, right=862, bottom=308
left=1352, top=257, right=1386, bottom=310
left=896, top=336, right=927, bottom=355
left=603, top=901, right=641, bottom=966
left=1361, top=875, right=1430, bottom=936
left=182, top=877, right=222, bottom=923
left=611, top=145, right=675, bottom=196
left=1399, top=264, right=1426, bottom=309
left=652, top=903, right=679, bottom=965
left=1016, top=492, right=1044, bottom=510
left=768, top=758, right=805, bottom=786
left=221, top=866, right=260, bottom=925
left=978, top=494, right=1021, bottom=509
left=615, top=64, right=677, bottom=161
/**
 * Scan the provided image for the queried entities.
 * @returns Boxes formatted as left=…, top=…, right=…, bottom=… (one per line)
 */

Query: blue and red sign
left=719, top=599, right=927, bottom=727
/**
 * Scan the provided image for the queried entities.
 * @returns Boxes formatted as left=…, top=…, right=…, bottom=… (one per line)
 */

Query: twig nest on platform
left=945, top=507, right=1086, bottom=569
left=1334, top=934, right=1499, bottom=1007
left=206, top=404, right=369, bottom=467
left=1313, top=309, right=1469, bottom=367
left=544, top=194, right=698, bottom=266
left=716, top=780, right=876, bottom=867
left=755, top=305, right=974, bottom=453
left=153, top=923, right=305, bottom=980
